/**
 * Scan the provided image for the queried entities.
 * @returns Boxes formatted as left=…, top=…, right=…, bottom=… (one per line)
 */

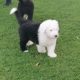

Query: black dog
left=17, top=0, right=34, bottom=20
left=10, top=8, right=40, bottom=52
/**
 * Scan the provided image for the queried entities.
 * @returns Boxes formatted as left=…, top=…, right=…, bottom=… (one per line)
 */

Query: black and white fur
left=10, top=8, right=40, bottom=52
left=10, top=8, right=59, bottom=58
left=16, top=0, right=34, bottom=20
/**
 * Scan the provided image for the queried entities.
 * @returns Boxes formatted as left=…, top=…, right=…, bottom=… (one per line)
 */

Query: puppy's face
left=45, top=20, right=59, bottom=39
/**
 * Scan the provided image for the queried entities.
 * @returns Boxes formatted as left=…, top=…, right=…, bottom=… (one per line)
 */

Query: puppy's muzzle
left=54, top=34, right=59, bottom=38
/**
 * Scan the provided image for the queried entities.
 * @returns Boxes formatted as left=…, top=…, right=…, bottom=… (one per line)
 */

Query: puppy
left=10, top=8, right=59, bottom=58
left=37, top=20, right=59, bottom=58
left=16, top=0, right=34, bottom=20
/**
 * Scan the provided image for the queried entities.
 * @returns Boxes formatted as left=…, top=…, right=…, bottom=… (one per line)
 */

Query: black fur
left=14, top=11, right=40, bottom=51
left=18, top=0, right=34, bottom=20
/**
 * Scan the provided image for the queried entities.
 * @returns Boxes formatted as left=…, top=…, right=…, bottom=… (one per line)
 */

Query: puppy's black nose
left=55, top=35, right=58, bottom=38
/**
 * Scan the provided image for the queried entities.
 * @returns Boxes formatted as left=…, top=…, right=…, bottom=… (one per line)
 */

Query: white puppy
left=37, top=20, right=59, bottom=58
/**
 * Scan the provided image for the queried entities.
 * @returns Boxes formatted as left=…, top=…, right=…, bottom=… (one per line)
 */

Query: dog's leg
left=20, top=40, right=28, bottom=52
left=36, top=45, right=46, bottom=53
left=28, top=7, right=34, bottom=20
left=47, top=45, right=57, bottom=58
left=28, top=12, right=33, bottom=20
left=47, top=40, right=57, bottom=58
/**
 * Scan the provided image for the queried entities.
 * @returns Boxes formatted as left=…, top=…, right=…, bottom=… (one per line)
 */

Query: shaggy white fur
left=37, top=20, right=59, bottom=58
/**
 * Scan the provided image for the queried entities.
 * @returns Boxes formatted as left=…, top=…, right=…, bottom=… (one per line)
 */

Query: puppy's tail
left=10, top=8, right=26, bottom=25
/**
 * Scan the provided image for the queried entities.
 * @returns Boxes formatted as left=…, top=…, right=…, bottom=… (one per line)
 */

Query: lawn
left=0, top=0, right=80, bottom=80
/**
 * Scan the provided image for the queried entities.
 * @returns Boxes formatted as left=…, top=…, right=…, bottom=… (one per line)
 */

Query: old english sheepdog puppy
left=10, top=8, right=59, bottom=58
left=37, top=20, right=59, bottom=58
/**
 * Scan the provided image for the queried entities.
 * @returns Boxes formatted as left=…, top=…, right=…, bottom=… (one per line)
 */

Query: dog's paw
left=48, top=53, right=57, bottom=58
left=27, top=41, right=33, bottom=46
left=24, top=50, right=29, bottom=53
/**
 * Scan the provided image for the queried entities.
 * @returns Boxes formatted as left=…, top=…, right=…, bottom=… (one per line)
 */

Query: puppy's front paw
left=48, top=53, right=57, bottom=58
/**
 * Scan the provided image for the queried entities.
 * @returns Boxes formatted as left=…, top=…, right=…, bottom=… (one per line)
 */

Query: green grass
left=0, top=0, right=80, bottom=80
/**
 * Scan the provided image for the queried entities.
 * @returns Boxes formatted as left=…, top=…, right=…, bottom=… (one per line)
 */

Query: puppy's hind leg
left=20, top=40, right=28, bottom=53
